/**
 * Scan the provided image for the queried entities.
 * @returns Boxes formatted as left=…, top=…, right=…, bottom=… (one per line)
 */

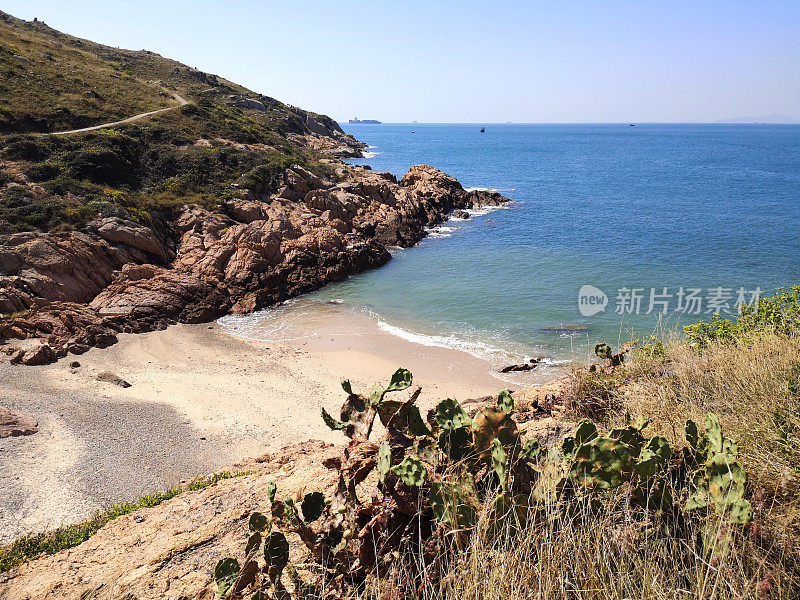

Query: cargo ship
left=348, top=117, right=381, bottom=124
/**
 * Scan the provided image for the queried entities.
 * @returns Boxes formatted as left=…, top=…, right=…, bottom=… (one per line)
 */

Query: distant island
left=715, top=113, right=799, bottom=124
left=349, top=117, right=381, bottom=124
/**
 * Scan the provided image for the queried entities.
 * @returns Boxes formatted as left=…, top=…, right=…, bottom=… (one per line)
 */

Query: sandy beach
left=0, top=306, right=555, bottom=543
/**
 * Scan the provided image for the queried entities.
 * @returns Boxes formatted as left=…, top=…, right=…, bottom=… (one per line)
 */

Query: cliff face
left=0, top=163, right=508, bottom=364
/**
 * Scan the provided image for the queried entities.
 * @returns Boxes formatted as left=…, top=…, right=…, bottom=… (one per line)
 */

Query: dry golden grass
left=363, top=491, right=793, bottom=600
left=623, top=335, right=800, bottom=493
left=364, top=334, right=800, bottom=600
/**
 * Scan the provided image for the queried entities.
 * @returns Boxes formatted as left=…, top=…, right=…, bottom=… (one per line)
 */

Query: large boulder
left=90, top=218, right=170, bottom=259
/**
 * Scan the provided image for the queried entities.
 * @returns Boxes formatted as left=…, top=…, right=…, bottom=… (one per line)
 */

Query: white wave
left=361, top=151, right=380, bottom=158
left=377, top=320, right=511, bottom=362
left=464, top=186, right=517, bottom=193
left=465, top=204, right=510, bottom=217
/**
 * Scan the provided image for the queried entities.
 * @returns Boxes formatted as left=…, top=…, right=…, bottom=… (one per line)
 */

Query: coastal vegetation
left=1, top=118, right=327, bottom=232
left=0, top=10, right=341, bottom=234
left=209, top=287, right=799, bottom=599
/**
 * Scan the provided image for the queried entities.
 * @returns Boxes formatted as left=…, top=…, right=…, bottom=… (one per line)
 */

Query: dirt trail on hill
left=49, top=92, right=188, bottom=136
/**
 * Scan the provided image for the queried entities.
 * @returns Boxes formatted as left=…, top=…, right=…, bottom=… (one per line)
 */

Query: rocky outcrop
left=0, top=164, right=509, bottom=364
left=0, top=218, right=172, bottom=313
left=0, top=441, right=339, bottom=600
left=287, top=132, right=367, bottom=158
left=0, top=406, right=38, bottom=437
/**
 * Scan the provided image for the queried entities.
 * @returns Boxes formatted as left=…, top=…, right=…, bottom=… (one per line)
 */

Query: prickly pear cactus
left=684, top=414, right=752, bottom=524
left=574, top=419, right=598, bottom=446
left=608, top=420, right=649, bottom=454
left=595, top=342, right=612, bottom=360
left=634, top=436, right=671, bottom=478
left=213, top=557, right=240, bottom=598
left=385, top=367, right=413, bottom=393
left=249, top=511, right=269, bottom=532
left=491, top=438, right=509, bottom=492
left=432, top=397, right=472, bottom=430
left=390, top=455, right=427, bottom=487
left=301, top=492, right=325, bottom=523
left=377, top=396, right=430, bottom=437
left=264, top=531, right=290, bottom=583
left=322, top=367, right=416, bottom=440
left=520, top=438, right=542, bottom=462
left=472, top=406, right=519, bottom=458
left=438, top=426, right=473, bottom=461
left=377, top=440, right=391, bottom=482
left=496, top=389, right=514, bottom=414
left=431, top=397, right=474, bottom=460
left=430, top=473, right=477, bottom=528
left=569, top=436, right=634, bottom=489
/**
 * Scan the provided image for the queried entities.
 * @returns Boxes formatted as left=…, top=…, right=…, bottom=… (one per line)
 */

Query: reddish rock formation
left=0, top=163, right=509, bottom=364
left=0, top=406, right=38, bottom=437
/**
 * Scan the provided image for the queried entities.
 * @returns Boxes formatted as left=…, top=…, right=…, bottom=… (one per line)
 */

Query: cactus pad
left=213, top=557, right=240, bottom=597
left=390, top=455, right=427, bottom=487
left=569, top=436, right=634, bottom=489
left=496, top=389, right=514, bottom=414
left=301, top=492, right=325, bottom=523
left=264, top=531, right=290, bottom=583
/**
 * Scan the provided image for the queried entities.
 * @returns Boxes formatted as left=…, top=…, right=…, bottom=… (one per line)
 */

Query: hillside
left=0, top=11, right=347, bottom=136
left=0, top=10, right=508, bottom=365
left=0, top=10, right=368, bottom=235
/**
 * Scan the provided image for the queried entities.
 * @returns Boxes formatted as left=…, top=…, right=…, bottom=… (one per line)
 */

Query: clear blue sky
left=5, top=1, right=800, bottom=123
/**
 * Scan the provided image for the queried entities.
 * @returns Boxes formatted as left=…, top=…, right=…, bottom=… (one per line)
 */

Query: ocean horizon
left=340, top=121, right=800, bottom=126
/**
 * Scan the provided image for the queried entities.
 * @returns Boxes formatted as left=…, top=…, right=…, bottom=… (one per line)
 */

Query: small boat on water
left=480, top=127, right=486, bottom=133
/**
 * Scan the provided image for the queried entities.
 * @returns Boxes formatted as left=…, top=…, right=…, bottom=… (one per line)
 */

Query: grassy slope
left=0, top=13, right=173, bottom=133
left=0, top=10, right=341, bottom=233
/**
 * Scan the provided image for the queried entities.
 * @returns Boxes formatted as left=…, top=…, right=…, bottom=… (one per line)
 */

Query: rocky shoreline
left=0, top=161, right=509, bottom=365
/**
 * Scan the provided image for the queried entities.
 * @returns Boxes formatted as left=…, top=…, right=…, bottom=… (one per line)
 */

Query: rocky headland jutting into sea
left=0, top=163, right=508, bottom=365
left=0, top=162, right=508, bottom=364
left=0, top=11, right=509, bottom=366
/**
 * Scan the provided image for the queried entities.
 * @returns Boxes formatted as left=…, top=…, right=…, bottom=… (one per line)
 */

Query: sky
left=5, top=1, right=800, bottom=123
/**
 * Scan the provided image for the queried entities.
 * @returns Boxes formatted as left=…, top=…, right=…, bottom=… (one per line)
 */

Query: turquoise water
left=230, top=124, right=800, bottom=366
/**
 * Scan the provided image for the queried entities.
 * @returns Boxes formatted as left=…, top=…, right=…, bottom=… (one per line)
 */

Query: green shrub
left=25, top=161, right=61, bottom=182
left=685, top=286, right=800, bottom=348
left=2, top=136, right=54, bottom=161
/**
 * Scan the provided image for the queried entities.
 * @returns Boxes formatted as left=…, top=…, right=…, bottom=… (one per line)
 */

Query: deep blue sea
left=227, top=124, right=800, bottom=367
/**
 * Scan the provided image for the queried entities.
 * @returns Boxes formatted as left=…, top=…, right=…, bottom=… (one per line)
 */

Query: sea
left=220, top=123, right=800, bottom=375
